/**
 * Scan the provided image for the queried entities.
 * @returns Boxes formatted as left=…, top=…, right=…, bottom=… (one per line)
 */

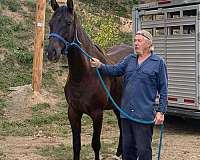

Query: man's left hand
left=154, top=112, right=164, bottom=125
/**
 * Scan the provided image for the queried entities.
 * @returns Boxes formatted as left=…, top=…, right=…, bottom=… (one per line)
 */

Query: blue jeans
left=121, top=118, right=154, bottom=160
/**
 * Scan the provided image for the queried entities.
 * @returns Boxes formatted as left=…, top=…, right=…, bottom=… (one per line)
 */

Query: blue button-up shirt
left=100, top=53, right=168, bottom=121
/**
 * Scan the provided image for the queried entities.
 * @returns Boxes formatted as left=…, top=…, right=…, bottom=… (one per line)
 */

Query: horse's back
left=107, top=44, right=134, bottom=63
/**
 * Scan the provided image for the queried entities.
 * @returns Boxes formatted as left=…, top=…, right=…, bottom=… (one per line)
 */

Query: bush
left=82, top=15, right=120, bottom=49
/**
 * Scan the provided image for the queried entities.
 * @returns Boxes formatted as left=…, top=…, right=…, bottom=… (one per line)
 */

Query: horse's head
left=47, top=0, right=76, bottom=61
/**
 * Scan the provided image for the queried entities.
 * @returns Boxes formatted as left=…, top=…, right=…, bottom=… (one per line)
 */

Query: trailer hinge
left=198, top=11, right=200, bottom=20
left=198, top=54, right=200, bottom=62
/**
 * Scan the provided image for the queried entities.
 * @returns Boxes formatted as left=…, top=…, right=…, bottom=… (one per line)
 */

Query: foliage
left=79, top=0, right=138, bottom=18
left=0, top=0, right=21, bottom=12
left=94, top=16, right=121, bottom=48
left=82, top=15, right=121, bottom=49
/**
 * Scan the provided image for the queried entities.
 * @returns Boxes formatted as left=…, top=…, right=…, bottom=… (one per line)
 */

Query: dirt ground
left=0, top=86, right=200, bottom=160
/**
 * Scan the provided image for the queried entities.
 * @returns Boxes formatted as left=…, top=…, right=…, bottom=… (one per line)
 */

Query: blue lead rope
left=49, top=33, right=164, bottom=160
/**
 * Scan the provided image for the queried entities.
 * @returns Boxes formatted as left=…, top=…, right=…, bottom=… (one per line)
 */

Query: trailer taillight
left=184, top=99, right=195, bottom=104
left=168, top=96, right=177, bottom=101
left=158, top=0, right=171, bottom=5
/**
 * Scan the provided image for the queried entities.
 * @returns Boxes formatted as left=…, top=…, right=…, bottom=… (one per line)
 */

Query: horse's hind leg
left=113, top=108, right=122, bottom=157
left=91, top=110, right=103, bottom=160
left=68, top=107, right=83, bottom=160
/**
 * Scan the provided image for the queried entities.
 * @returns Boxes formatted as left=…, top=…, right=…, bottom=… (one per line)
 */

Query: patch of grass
left=15, top=50, right=33, bottom=66
left=32, top=103, right=50, bottom=112
left=0, top=120, right=35, bottom=136
left=0, top=101, right=69, bottom=137
left=0, top=0, right=21, bottom=12
left=0, top=99, right=6, bottom=117
left=36, top=139, right=120, bottom=159
left=0, top=54, right=32, bottom=92
left=36, top=144, right=69, bottom=160
left=25, top=0, right=36, bottom=12
left=0, top=99, right=6, bottom=109
left=27, top=110, right=68, bottom=127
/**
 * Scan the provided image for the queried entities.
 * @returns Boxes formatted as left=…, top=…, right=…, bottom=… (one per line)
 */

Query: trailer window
left=155, top=27, right=165, bottom=36
left=183, top=9, right=197, bottom=17
left=142, top=28, right=153, bottom=35
left=183, top=25, right=195, bottom=34
left=167, top=11, right=180, bottom=19
left=168, top=26, right=180, bottom=35
left=142, top=15, right=153, bottom=21
left=155, top=13, right=164, bottom=20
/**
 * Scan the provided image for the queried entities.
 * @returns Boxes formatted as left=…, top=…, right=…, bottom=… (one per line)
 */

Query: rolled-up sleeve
left=157, top=59, right=168, bottom=113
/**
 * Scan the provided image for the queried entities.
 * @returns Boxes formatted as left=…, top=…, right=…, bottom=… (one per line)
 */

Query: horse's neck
left=67, top=27, right=105, bottom=82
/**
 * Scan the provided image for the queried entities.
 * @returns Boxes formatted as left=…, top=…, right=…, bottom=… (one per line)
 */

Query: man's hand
left=90, top=57, right=102, bottom=68
left=154, top=112, right=164, bottom=125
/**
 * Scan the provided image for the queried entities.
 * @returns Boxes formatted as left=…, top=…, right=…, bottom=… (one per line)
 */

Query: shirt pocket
left=139, top=68, right=156, bottom=79
left=138, top=68, right=157, bottom=86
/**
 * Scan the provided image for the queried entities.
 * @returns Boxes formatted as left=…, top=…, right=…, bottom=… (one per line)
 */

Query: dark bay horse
left=47, top=0, right=134, bottom=159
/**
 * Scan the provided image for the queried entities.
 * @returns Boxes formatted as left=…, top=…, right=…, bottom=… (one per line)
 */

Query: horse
left=47, top=0, right=134, bottom=159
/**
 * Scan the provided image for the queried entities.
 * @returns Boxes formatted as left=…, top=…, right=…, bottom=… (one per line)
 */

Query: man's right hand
left=90, top=58, right=102, bottom=68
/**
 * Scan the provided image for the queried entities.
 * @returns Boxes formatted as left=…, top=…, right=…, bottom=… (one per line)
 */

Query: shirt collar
left=132, top=52, right=160, bottom=61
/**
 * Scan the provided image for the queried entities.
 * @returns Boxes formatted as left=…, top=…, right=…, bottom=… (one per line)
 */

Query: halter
left=48, top=14, right=81, bottom=55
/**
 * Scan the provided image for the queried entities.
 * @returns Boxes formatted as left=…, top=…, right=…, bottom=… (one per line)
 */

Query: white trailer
left=132, top=0, right=200, bottom=119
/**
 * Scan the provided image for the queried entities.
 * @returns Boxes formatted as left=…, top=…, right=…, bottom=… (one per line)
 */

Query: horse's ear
left=51, top=0, right=59, bottom=11
left=67, top=0, right=74, bottom=13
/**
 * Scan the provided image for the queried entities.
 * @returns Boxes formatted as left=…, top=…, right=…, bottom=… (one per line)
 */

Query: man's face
left=134, top=34, right=150, bottom=55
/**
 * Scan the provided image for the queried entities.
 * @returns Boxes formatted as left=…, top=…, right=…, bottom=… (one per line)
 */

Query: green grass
left=32, top=103, right=50, bottom=112
left=0, top=0, right=21, bottom=12
left=36, top=139, right=120, bottom=159
left=0, top=99, right=6, bottom=117
left=36, top=144, right=69, bottom=160
left=0, top=102, right=70, bottom=137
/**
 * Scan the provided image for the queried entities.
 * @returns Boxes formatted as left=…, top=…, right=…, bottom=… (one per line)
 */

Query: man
left=90, top=30, right=168, bottom=160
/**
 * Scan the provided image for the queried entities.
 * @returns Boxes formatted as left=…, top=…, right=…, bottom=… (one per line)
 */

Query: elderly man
left=90, top=30, right=168, bottom=160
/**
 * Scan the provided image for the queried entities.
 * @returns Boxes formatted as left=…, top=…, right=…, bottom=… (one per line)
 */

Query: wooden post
left=32, top=0, right=46, bottom=94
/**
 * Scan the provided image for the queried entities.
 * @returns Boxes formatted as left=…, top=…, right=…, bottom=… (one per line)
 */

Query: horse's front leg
left=68, top=106, right=83, bottom=160
left=91, top=110, right=103, bottom=160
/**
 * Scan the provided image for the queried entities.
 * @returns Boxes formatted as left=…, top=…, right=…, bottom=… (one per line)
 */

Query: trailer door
left=134, top=4, right=200, bottom=110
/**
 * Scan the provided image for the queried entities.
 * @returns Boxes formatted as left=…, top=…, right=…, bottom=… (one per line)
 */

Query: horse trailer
left=132, top=0, right=200, bottom=119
